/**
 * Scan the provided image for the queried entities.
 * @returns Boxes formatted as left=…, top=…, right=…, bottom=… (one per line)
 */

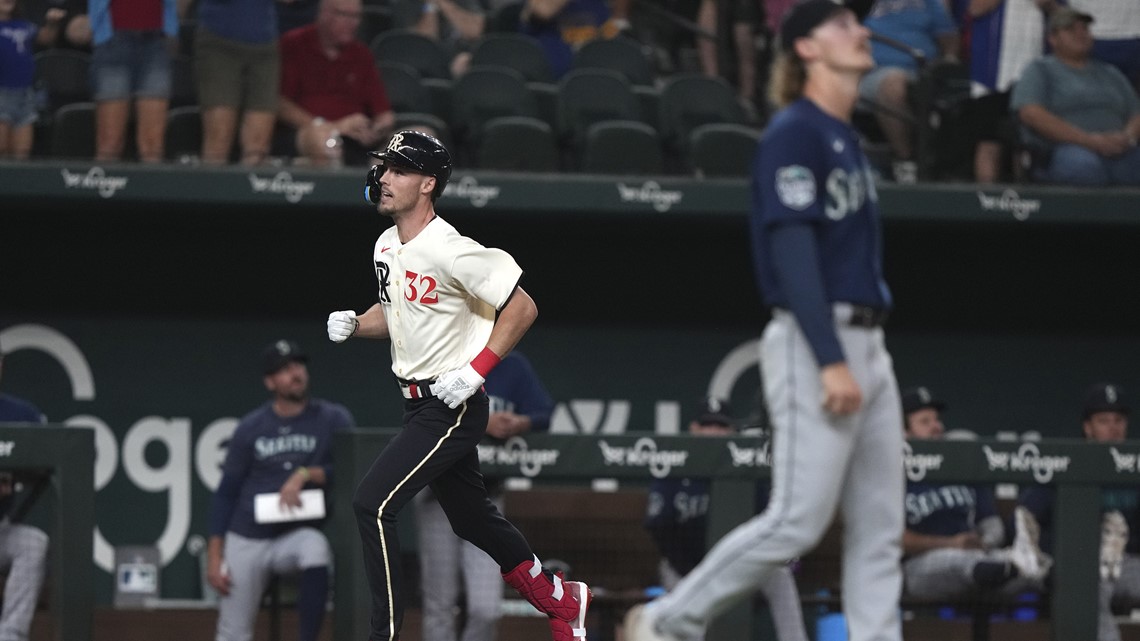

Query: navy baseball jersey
left=485, top=352, right=554, bottom=434
left=905, top=481, right=996, bottom=537
left=211, top=399, right=354, bottom=539
left=645, top=478, right=772, bottom=575
left=750, top=98, right=891, bottom=311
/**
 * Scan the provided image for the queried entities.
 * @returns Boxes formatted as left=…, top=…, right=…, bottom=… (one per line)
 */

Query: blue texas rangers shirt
left=750, top=98, right=892, bottom=365
left=210, top=399, right=354, bottom=539
left=906, top=481, right=996, bottom=537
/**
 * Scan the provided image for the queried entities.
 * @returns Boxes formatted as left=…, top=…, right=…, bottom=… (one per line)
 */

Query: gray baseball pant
left=414, top=489, right=504, bottom=641
left=215, top=529, right=331, bottom=641
left=1099, top=554, right=1140, bottom=641
left=0, top=520, right=48, bottom=641
left=903, top=548, right=1045, bottom=600
left=649, top=311, right=904, bottom=641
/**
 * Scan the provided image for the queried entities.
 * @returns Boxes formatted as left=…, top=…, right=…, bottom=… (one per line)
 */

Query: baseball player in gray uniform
left=626, top=2, right=904, bottom=640
left=326, top=130, right=589, bottom=641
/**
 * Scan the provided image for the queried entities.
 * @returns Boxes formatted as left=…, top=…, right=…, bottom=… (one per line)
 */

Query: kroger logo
left=902, top=442, right=944, bottom=481
left=727, top=440, right=771, bottom=468
left=982, top=442, right=1071, bottom=483
left=476, top=437, right=560, bottom=477
left=598, top=438, right=689, bottom=478
left=616, top=181, right=683, bottom=213
left=976, top=189, right=1041, bottom=221
left=248, top=172, right=315, bottom=204
left=60, top=167, right=129, bottom=198
left=442, top=176, right=500, bottom=208
left=1109, top=447, right=1140, bottom=474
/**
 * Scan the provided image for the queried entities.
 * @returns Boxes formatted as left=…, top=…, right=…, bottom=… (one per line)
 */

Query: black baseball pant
left=352, top=391, right=533, bottom=641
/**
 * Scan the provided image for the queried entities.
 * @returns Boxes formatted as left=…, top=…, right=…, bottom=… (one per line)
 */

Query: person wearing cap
left=206, top=339, right=355, bottom=641
left=626, top=1, right=906, bottom=639
left=1019, top=382, right=1140, bottom=641
left=1010, top=6, right=1140, bottom=186
left=642, top=398, right=809, bottom=641
left=899, top=386, right=1050, bottom=606
left=0, top=335, right=49, bottom=641
left=326, top=131, right=591, bottom=641
left=277, top=0, right=397, bottom=167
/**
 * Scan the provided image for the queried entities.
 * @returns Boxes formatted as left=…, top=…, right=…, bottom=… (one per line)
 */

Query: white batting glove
left=327, top=310, right=358, bottom=343
left=430, top=365, right=484, bottom=409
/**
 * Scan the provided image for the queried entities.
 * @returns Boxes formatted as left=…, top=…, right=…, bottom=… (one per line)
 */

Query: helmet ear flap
left=365, top=165, right=382, bottom=204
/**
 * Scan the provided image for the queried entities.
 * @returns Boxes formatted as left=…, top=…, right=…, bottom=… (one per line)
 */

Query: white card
left=254, top=489, right=326, bottom=524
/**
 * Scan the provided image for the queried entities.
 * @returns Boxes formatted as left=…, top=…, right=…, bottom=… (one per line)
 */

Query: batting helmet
left=365, top=130, right=453, bottom=203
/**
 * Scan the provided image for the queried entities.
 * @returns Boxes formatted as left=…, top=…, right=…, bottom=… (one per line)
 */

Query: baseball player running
left=326, top=130, right=589, bottom=641
left=626, top=2, right=904, bottom=640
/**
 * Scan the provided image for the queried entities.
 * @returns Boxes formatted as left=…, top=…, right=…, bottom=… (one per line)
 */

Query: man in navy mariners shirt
left=206, top=340, right=355, bottom=641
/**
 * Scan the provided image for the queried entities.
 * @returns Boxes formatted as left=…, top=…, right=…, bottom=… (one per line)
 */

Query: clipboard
left=253, top=489, right=326, bottom=524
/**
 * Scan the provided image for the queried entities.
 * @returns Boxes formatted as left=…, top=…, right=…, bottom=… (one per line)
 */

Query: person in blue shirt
left=626, top=6, right=905, bottom=640
left=413, top=350, right=555, bottom=641
left=1019, top=382, right=1139, bottom=641
left=858, top=0, right=960, bottom=181
left=899, top=386, right=1048, bottom=603
left=206, top=340, right=354, bottom=641
left=643, top=398, right=808, bottom=641
left=0, top=0, right=65, bottom=159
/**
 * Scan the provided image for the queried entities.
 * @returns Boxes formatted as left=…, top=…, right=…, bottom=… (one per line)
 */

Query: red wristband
left=470, top=347, right=501, bottom=377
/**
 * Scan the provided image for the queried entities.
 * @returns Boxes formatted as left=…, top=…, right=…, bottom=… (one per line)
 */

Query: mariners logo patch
left=775, top=165, right=815, bottom=210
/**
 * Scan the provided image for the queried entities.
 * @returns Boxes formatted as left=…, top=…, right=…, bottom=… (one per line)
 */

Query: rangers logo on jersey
left=374, top=260, right=391, bottom=303
left=775, top=165, right=816, bottom=211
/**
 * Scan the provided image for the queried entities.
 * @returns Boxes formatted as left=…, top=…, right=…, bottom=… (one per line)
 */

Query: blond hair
left=767, top=50, right=808, bottom=109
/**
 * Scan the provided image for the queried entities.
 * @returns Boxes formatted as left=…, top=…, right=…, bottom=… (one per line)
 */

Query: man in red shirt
left=278, top=0, right=396, bottom=166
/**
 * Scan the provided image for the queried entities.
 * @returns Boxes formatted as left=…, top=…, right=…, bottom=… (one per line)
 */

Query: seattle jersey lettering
left=905, top=484, right=977, bottom=525
left=824, top=168, right=873, bottom=220
left=253, top=433, right=318, bottom=459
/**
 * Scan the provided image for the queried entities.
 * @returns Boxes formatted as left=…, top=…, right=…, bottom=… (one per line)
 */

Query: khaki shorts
left=194, top=26, right=279, bottom=111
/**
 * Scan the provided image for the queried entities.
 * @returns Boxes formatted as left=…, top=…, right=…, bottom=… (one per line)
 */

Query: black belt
left=845, top=305, right=889, bottom=328
left=396, top=376, right=436, bottom=400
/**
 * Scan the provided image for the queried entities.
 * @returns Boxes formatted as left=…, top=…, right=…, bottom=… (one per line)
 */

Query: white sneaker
left=624, top=603, right=677, bottom=641
left=892, top=160, right=918, bottom=184
left=1101, top=510, right=1129, bottom=580
left=1011, top=506, right=1050, bottom=580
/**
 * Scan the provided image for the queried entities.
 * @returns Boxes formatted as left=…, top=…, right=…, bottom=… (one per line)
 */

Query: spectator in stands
left=900, top=386, right=1050, bottom=603
left=947, top=0, right=1047, bottom=182
left=277, top=0, right=395, bottom=167
left=194, top=0, right=280, bottom=164
left=859, top=0, right=960, bottom=183
left=693, top=0, right=764, bottom=112
left=1020, top=382, right=1139, bottom=641
left=207, top=340, right=354, bottom=641
left=0, top=0, right=65, bottom=159
left=88, top=0, right=181, bottom=162
left=0, top=335, right=50, bottom=641
left=414, top=350, right=554, bottom=641
left=520, top=0, right=631, bottom=79
left=1011, top=6, right=1140, bottom=186
left=643, top=398, right=809, bottom=641
left=391, top=0, right=492, bottom=77
left=1067, top=0, right=1140, bottom=90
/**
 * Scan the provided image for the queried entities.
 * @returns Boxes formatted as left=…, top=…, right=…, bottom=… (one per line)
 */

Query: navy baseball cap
left=779, top=0, right=869, bottom=54
left=695, top=397, right=735, bottom=428
left=901, top=386, right=947, bottom=416
left=1083, top=383, right=1129, bottom=419
left=262, top=339, right=308, bottom=375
